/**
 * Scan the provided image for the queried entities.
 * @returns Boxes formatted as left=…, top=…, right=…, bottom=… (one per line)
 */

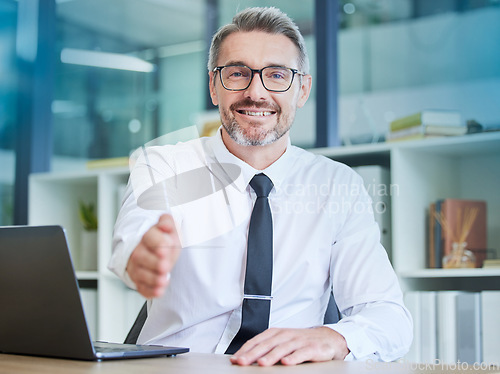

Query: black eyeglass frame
left=213, top=64, right=305, bottom=93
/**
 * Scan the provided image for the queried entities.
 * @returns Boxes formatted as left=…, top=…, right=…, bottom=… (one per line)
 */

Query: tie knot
left=249, top=174, right=273, bottom=198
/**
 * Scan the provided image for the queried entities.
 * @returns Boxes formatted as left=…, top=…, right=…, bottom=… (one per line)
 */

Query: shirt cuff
left=122, top=269, right=137, bottom=290
left=325, top=321, right=380, bottom=361
left=108, top=238, right=142, bottom=290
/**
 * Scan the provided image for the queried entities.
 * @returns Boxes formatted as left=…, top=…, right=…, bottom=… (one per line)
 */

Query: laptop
left=0, top=225, right=189, bottom=360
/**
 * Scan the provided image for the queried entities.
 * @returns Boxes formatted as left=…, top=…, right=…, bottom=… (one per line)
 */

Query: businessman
left=109, top=6, right=412, bottom=367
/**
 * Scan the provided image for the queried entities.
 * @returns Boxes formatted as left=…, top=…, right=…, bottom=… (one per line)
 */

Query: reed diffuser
left=435, top=206, right=478, bottom=268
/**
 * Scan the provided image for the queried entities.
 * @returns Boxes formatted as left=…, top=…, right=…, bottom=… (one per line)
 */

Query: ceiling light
left=60, top=48, right=156, bottom=73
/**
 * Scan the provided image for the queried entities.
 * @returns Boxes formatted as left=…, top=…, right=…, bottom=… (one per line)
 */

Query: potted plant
left=78, top=200, right=98, bottom=270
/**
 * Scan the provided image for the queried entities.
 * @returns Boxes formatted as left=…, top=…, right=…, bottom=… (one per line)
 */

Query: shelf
left=312, top=141, right=390, bottom=157
left=311, top=132, right=500, bottom=169
left=393, top=131, right=500, bottom=156
left=399, top=268, right=500, bottom=279
left=311, top=131, right=500, bottom=158
left=29, top=166, right=129, bottom=182
left=76, top=271, right=99, bottom=280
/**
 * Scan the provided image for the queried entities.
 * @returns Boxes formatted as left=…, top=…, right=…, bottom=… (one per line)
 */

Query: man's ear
left=209, top=71, right=219, bottom=106
left=296, top=74, right=312, bottom=109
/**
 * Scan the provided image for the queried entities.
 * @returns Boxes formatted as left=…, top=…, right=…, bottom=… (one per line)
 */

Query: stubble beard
left=220, top=99, right=294, bottom=146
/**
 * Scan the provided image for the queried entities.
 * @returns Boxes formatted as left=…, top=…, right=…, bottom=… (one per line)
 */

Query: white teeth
left=241, top=111, right=273, bottom=116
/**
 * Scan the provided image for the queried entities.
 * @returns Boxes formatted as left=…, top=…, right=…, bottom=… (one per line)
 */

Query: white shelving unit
left=314, top=131, right=500, bottom=293
left=29, top=167, right=144, bottom=343
left=28, top=132, right=500, bottom=342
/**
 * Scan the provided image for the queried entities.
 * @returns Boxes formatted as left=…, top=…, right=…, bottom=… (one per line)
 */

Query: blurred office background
left=1, top=0, right=499, bottom=225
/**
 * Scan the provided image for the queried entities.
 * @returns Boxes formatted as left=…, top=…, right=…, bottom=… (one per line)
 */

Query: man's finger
left=234, top=327, right=279, bottom=355
left=230, top=328, right=290, bottom=366
left=142, top=216, right=181, bottom=257
left=131, top=265, right=169, bottom=288
left=142, top=230, right=177, bottom=255
left=130, top=243, right=169, bottom=274
left=157, top=214, right=177, bottom=233
left=136, top=274, right=170, bottom=298
left=256, top=340, right=301, bottom=367
left=280, top=346, right=316, bottom=366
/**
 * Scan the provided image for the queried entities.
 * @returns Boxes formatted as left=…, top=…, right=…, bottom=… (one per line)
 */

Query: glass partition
left=0, top=0, right=17, bottom=225
left=53, top=0, right=207, bottom=170
left=338, top=0, right=500, bottom=144
left=52, top=0, right=317, bottom=171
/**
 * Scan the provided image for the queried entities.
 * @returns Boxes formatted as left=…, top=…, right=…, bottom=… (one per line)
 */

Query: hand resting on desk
left=230, top=326, right=350, bottom=366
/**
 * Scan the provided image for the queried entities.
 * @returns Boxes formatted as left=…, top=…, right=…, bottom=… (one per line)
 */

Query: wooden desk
left=1, top=353, right=499, bottom=374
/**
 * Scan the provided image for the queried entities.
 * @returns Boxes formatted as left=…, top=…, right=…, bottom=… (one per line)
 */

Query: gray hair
left=207, top=7, right=310, bottom=74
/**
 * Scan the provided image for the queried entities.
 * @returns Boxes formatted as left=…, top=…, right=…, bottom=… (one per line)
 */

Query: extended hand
left=229, top=326, right=349, bottom=366
left=126, top=214, right=182, bottom=298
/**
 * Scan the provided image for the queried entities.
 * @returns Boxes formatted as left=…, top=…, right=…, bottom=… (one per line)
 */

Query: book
left=406, top=290, right=498, bottom=365
left=387, top=124, right=467, bottom=141
left=390, top=110, right=462, bottom=132
left=483, top=259, right=500, bottom=268
left=86, top=157, right=129, bottom=169
left=481, top=291, right=500, bottom=366
left=435, top=200, right=444, bottom=268
left=436, top=291, right=460, bottom=364
left=440, top=199, right=487, bottom=268
left=420, top=291, right=437, bottom=364
left=456, top=292, right=481, bottom=364
left=386, top=133, right=445, bottom=143
left=428, top=203, right=436, bottom=268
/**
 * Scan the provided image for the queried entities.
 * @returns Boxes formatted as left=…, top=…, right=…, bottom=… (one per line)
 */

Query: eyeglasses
left=213, top=65, right=304, bottom=92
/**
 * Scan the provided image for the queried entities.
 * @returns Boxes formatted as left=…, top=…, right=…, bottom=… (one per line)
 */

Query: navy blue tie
left=226, top=173, right=274, bottom=354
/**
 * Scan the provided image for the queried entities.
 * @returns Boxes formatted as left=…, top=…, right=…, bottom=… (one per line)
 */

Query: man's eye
left=226, top=68, right=249, bottom=79
left=266, top=70, right=287, bottom=80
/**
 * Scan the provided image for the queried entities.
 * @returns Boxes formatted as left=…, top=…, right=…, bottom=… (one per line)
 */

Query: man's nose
left=243, top=72, right=269, bottom=100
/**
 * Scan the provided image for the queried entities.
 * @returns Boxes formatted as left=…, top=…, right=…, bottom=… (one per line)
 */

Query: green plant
left=78, top=200, right=98, bottom=231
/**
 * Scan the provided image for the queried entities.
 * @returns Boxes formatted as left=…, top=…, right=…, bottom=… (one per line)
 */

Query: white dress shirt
left=108, top=129, right=412, bottom=361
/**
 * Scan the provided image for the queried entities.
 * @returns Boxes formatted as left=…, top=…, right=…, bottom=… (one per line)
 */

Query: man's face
left=209, top=31, right=311, bottom=147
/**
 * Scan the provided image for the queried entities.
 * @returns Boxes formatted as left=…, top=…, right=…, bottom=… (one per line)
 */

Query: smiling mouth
left=237, top=110, right=275, bottom=117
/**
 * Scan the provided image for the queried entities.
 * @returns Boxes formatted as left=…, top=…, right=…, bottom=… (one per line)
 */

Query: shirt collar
left=210, top=127, right=296, bottom=194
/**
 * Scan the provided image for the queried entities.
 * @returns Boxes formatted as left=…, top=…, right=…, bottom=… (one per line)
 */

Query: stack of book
left=404, top=290, right=500, bottom=365
left=483, top=259, right=500, bottom=268
left=86, top=157, right=129, bottom=169
left=387, top=110, right=465, bottom=142
left=428, top=199, right=487, bottom=269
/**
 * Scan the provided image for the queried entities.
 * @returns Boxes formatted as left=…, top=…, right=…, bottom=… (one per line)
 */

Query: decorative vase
left=80, top=230, right=98, bottom=271
left=443, top=242, right=476, bottom=269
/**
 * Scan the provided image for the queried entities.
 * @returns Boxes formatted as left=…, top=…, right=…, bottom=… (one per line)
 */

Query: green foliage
left=78, top=200, right=98, bottom=231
